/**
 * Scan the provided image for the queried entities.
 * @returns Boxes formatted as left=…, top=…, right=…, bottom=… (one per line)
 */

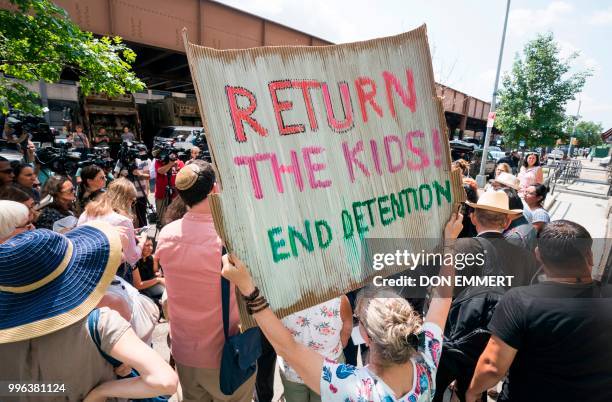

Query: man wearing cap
left=488, top=173, right=537, bottom=251
left=155, top=160, right=254, bottom=402
left=0, top=222, right=178, bottom=400
left=434, top=191, right=539, bottom=401
left=458, top=191, right=538, bottom=286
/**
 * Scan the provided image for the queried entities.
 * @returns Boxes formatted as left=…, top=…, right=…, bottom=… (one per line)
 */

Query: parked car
left=487, top=146, right=506, bottom=161
left=154, top=126, right=204, bottom=148
left=449, top=140, right=475, bottom=161
left=0, top=140, right=24, bottom=162
left=154, top=126, right=210, bottom=162
left=469, top=149, right=497, bottom=178
left=154, top=125, right=205, bottom=152
left=546, top=149, right=565, bottom=165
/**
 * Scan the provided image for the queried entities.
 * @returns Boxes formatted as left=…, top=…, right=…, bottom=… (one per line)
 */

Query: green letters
left=268, top=226, right=290, bottom=263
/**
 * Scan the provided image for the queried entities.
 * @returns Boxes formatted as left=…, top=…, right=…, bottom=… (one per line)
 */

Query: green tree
left=495, top=33, right=591, bottom=148
left=0, top=0, right=144, bottom=116
left=572, top=120, right=604, bottom=148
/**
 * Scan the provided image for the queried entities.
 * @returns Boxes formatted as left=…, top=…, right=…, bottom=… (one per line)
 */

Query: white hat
left=492, top=172, right=521, bottom=190
left=465, top=191, right=523, bottom=215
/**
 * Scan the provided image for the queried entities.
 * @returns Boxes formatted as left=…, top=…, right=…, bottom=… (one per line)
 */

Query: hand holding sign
left=184, top=25, right=466, bottom=323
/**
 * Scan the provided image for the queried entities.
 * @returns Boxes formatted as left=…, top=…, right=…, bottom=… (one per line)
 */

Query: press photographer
left=115, top=141, right=152, bottom=228
left=35, top=141, right=82, bottom=177
left=152, top=141, right=184, bottom=225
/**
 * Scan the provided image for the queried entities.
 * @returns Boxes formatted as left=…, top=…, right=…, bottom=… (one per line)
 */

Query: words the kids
left=225, top=68, right=445, bottom=201
left=220, top=67, right=453, bottom=261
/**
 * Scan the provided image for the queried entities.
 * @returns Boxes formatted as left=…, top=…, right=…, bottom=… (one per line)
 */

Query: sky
left=217, top=0, right=612, bottom=130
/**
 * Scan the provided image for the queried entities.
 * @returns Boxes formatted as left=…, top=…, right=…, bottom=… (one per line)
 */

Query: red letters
left=302, top=146, right=331, bottom=189
left=292, top=80, right=320, bottom=131
left=383, top=69, right=417, bottom=117
left=406, top=130, right=430, bottom=170
left=342, top=140, right=370, bottom=183
left=355, top=76, right=383, bottom=123
left=384, top=135, right=404, bottom=173
left=321, top=82, right=354, bottom=132
left=269, top=80, right=305, bottom=136
left=226, top=85, right=268, bottom=142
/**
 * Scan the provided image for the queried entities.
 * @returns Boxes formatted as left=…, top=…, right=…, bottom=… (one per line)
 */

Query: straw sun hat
left=0, top=221, right=121, bottom=344
left=465, top=191, right=523, bottom=215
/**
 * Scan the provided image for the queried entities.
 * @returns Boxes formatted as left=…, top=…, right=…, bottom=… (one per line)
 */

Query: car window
left=156, top=127, right=175, bottom=138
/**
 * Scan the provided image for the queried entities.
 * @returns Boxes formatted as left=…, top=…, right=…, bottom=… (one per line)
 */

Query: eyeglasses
left=60, top=188, right=76, bottom=194
left=0, top=168, right=13, bottom=174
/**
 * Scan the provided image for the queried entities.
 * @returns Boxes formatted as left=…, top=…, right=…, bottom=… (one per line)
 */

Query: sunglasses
left=0, top=168, right=13, bottom=174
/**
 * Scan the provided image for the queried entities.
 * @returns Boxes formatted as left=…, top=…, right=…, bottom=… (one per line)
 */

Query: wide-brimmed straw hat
left=492, top=172, right=521, bottom=190
left=0, top=221, right=121, bottom=344
left=465, top=191, right=523, bottom=215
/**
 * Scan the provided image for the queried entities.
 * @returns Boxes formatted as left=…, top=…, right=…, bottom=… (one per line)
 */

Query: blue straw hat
left=0, top=221, right=121, bottom=344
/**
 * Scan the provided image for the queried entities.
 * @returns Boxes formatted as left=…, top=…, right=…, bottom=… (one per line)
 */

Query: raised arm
left=424, top=212, right=463, bottom=331
left=221, top=255, right=325, bottom=394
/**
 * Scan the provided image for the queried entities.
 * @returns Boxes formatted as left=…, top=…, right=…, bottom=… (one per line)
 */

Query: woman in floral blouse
left=221, top=213, right=463, bottom=402
left=280, top=296, right=352, bottom=402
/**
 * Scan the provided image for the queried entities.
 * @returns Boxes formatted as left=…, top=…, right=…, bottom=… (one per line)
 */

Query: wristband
left=243, top=287, right=260, bottom=302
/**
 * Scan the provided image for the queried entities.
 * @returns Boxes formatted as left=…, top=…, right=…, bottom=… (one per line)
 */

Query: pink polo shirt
left=155, top=211, right=240, bottom=368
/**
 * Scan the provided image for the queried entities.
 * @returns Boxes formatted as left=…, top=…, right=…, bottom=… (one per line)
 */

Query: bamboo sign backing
left=183, top=25, right=465, bottom=321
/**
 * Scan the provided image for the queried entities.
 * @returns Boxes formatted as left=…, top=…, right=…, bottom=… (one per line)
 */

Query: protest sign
left=183, top=25, right=465, bottom=321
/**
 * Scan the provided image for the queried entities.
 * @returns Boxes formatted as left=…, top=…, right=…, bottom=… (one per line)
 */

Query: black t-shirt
left=489, top=282, right=612, bottom=402
left=135, top=255, right=155, bottom=281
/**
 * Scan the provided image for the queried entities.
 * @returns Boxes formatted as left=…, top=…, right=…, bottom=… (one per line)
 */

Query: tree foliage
left=495, top=33, right=591, bottom=148
left=572, top=120, right=604, bottom=148
left=0, top=0, right=144, bottom=115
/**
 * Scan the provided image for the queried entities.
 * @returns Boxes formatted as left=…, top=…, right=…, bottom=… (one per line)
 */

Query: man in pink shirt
left=155, top=160, right=254, bottom=402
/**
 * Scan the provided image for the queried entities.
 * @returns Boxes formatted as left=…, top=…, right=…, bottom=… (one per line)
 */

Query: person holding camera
left=93, top=127, right=111, bottom=147
left=115, top=143, right=151, bottom=228
left=153, top=149, right=184, bottom=223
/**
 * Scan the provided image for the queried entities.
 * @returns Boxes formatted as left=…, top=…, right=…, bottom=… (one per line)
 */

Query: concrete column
left=459, top=114, right=467, bottom=139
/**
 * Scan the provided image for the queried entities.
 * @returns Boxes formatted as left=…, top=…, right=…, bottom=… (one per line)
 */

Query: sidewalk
left=546, top=157, right=611, bottom=278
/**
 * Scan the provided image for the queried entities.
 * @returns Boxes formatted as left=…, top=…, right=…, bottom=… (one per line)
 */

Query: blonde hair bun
left=357, top=288, right=423, bottom=365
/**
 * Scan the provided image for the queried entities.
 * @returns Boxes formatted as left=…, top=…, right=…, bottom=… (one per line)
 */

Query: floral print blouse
left=280, top=298, right=344, bottom=384
left=320, top=322, right=443, bottom=402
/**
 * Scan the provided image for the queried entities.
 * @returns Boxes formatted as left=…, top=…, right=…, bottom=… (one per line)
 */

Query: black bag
left=219, top=266, right=262, bottom=395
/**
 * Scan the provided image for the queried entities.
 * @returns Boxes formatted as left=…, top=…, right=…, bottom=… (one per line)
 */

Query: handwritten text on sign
left=185, top=25, right=462, bottom=315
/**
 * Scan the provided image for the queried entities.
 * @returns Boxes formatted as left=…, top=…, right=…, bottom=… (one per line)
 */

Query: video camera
left=78, top=146, right=114, bottom=170
left=117, top=141, right=147, bottom=171
left=152, top=139, right=186, bottom=164
left=35, top=142, right=82, bottom=175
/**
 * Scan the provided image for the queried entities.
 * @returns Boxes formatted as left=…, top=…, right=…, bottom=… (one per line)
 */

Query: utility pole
left=568, top=99, right=581, bottom=158
left=476, top=0, right=511, bottom=188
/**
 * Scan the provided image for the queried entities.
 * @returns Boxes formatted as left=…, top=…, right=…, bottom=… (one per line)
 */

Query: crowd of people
left=0, top=126, right=611, bottom=402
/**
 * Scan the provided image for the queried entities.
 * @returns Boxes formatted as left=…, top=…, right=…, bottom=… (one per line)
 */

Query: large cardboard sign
left=184, top=25, right=464, bottom=319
